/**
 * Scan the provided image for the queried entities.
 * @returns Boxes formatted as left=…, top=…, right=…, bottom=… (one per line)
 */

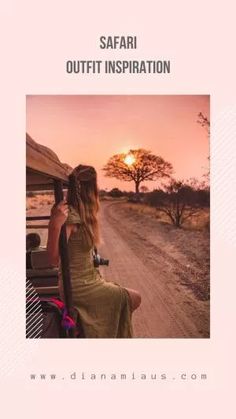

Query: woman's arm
left=47, top=200, right=72, bottom=267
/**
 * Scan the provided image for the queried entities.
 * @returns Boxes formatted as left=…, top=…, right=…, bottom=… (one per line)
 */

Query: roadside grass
left=123, top=202, right=210, bottom=231
left=26, top=194, right=54, bottom=211
left=99, top=195, right=127, bottom=201
left=26, top=194, right=210, bottom=231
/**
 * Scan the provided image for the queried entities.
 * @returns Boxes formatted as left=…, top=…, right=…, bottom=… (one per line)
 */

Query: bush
left=144, top=189, right=166, bottom=207
left=144, top=183, right=210, bottom=228
left=99, top=189, right=108, bottom=198
left=108, top=188, right=124, bottom=198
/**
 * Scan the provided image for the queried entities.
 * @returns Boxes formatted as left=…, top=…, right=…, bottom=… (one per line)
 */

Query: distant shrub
left=108, top=188, right=124, bottom=198
left=144, top=182, right=210, bottom=228
left=99, top=189, right=108, bottom=198
left=144, top=189, right=166, bottom=207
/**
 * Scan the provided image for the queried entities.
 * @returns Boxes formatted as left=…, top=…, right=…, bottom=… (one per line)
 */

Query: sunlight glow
left=124, top=154, right=136, bottom=166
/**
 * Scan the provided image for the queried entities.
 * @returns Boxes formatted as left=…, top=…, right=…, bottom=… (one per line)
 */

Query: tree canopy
left=103, top=149, right=173, bottom=194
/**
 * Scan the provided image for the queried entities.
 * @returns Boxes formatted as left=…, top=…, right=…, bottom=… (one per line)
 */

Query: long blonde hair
left=67, top=165, right=100, bottom=247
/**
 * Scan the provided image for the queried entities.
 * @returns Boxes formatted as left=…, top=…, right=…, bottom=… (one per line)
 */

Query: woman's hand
left=50, top=200, right=69, bottom=228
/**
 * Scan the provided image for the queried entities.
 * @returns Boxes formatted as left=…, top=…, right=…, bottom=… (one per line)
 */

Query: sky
left=26, top=95, right=210, bottom=192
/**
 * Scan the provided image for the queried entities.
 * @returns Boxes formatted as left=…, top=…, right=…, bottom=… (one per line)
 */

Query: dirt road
left=27, top=198, right=210, bottom=338
left=99, top=200, right=210, bottom=338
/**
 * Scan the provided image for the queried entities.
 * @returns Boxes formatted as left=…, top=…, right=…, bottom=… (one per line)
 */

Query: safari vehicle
left=26, top=133, right=76, bottom=338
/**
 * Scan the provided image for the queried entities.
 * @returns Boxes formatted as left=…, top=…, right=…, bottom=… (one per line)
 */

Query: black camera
left=93, top=249, right=109, bottom=268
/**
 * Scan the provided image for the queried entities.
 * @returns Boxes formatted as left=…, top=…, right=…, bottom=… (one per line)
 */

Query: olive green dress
left=60, top=205, right=133, bottom=338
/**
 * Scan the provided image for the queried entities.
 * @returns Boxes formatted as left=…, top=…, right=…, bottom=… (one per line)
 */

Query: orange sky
left=26, top=95, right=210, bottom=191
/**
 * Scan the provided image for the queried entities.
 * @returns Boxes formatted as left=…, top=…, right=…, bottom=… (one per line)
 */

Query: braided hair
left=67, top=165, right=100, bottom=246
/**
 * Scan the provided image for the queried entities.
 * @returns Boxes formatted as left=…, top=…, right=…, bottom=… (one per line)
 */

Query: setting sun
left=124, top=153, right=136, bottom=166
left=26, top=95, right=210, bottom=190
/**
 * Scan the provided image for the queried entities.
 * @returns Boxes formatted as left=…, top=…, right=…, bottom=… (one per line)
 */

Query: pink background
left=0, top=0, right=236, bottom=418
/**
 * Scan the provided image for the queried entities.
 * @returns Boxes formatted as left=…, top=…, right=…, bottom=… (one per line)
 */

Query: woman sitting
left=47, top=165, right=141, bottom=338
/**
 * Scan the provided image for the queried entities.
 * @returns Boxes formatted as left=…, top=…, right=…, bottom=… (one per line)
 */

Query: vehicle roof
left=26, top=133, right=72, bottom=191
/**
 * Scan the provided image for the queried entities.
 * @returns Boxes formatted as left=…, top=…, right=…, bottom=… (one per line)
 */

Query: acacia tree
left=103, top=149, right=173, bottom=195
left=152, top=178, right=209, bottom=227
left=197, top=112, right=210, bottom=182
left=197, top=112, right=210, bottom=136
